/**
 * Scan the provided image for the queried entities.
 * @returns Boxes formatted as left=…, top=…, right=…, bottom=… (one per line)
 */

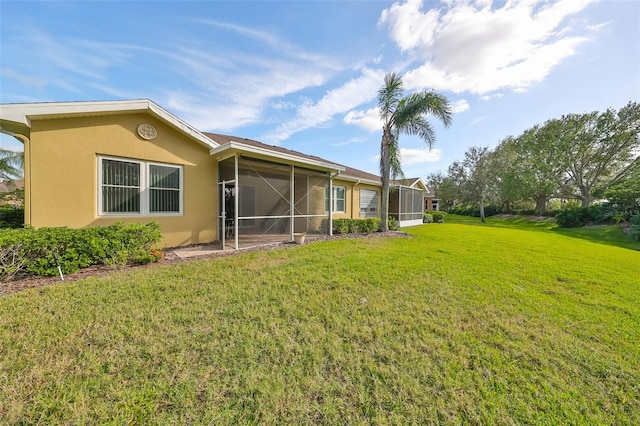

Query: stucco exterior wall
left=28, top=113, right=218, bottom=247
left=330, top=180, right=380, bottom=220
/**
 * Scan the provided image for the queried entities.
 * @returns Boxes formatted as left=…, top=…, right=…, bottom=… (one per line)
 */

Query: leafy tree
left=510, top=125, right=561, bottom=214
left=551, top=102, right=640, bottom=207
left=488, top=137, right=524, bottom=213
left=378, top=72, right=451, bottom=231
left=0, top=148, right=23, bottom=179
left=598, top=168, right=640, bottom=211
left=454, top=146, right=494, bottom=222
left=426, top=171, right=460, bottom=209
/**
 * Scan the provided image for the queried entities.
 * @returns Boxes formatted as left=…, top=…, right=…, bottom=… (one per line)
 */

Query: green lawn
left=1, top=217, right=639, bottom=424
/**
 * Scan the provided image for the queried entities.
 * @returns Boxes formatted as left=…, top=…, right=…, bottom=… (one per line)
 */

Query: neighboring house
left=424, top=187, right=440, bottom=211
left=0, top=178, right=24, bottom=206
left=0, top=100, right=425, bottom=249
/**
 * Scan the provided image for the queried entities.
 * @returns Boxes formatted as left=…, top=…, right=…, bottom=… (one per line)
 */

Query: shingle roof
left=205, top=132, right=381, bottom=185
left=392, top=177, right=421, bottom=187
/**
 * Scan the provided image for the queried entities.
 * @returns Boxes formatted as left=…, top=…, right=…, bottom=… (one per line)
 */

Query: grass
left=447, top=213, right=640, bottom=251
left=1, top=216, right=639, bottom=424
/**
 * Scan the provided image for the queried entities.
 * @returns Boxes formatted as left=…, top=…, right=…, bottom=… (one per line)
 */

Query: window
left=325, top=185, right=345, bottom=213
left=99, top=156, right=182, bottom=215
left=360, top=189, right=378, bottom=218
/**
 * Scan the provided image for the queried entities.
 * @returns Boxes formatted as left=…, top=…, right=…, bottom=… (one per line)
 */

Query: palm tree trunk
left=380, top=130, right=392, bottom=231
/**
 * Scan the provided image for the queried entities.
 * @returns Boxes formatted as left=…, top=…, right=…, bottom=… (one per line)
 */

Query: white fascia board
left=210, top=141, right=345, bottom=173
left=393, top=183, right=425, bottom=192
left=0, top=100, right=218, bottom=149
left=412, top=178, right=428, bottom=191
left=335, top=174, right=381, bottom=187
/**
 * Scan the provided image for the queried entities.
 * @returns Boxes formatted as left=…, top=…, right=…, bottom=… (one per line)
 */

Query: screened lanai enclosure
left=389, top=185, right=425, bottom=227
left=218, top=156, right=332, bottom=250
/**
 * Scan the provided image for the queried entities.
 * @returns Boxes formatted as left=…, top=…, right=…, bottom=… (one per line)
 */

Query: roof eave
left=210, top=141, right=345, bottom=173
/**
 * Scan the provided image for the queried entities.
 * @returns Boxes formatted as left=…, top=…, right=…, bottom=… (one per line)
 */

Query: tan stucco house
left=0, top=99, right=426, bottom=249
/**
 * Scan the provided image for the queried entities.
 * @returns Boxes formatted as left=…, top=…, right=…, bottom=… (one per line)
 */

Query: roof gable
left=0, top=100, right=218, bottom=150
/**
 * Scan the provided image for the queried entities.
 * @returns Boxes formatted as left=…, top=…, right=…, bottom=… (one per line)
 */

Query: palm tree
left=378, top=72, right=452, bottom=231
left=0, top=148, right=24, bottom=179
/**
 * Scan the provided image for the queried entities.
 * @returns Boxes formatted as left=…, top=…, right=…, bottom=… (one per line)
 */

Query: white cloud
left=1, top=68, right=46, bottom=89
left=343, top=107, right=381, bottom=132
left=451, top=99, right=469, bottom=113
left=9, top=23, right=345, bottom=133
left=399, top=147, right=442, bottom=164
left=380, top=0, right=598, bottom=94
left=470, top=115, right=489, bottom=126
left=331, top=137, right=368, bottom=147
left=373, top=147, right=442, bottom=165
left=263, top=67, right=385, bottom=143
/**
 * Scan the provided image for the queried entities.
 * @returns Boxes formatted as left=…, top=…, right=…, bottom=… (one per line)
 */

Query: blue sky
left=1, top=0, right=638, bottom=179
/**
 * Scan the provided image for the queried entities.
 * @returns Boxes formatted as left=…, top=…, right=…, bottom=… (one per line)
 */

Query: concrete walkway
left=171, top=244, right=223, bottom=259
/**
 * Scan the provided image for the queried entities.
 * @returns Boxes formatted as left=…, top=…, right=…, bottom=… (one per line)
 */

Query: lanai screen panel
left=389, top=188, right=400, bottom=221
left=400, top=187, right=424, bottom=221
left=237, top=157, right=291, bottom=237
left=293, top=167, right=329, bottom=234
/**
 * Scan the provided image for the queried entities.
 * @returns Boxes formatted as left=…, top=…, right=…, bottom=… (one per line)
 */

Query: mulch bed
left=1, top=231, right=411, bottom=296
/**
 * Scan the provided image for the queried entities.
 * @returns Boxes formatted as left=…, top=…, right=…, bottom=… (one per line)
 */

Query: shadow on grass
left=445, top=214, right=640, bottom=252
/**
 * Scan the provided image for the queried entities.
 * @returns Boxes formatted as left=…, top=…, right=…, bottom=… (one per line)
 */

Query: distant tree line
left=428, top=101, right=640, bottom=221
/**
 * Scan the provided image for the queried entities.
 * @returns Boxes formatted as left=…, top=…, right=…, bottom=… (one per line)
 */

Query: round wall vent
left=137, top=124, right=157, bottom=140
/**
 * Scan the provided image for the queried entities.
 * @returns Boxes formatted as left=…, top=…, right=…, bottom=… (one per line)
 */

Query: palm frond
left=378, top=72, right=404, bottom=124
left=0, top=149, right=24, bottom=179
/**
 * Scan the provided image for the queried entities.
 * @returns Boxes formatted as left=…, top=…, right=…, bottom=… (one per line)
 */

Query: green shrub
left=555, top=205, right=620, bottom=228
left=0, top=222, right=162, bottom=281
left=432, top=212, right=447, bottom=223
left=555, top=208, right=584, bottom=228
left=423, top=213, right=433, bottom=223
left=631, top=215, right=640, bottom=242
left=0, top=228, right=30, bottom=282
left=361, top=218, right=379, bottom=233
left=0, top=205, right=24, bottom=229
left=332, top=218, right=379, bottom=234
left=387, top=217, right=399, bottom=231
left=333, top=219, right=350, bottom=234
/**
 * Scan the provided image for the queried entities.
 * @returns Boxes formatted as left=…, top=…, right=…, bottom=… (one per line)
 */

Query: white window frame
left=325, top=185, right=346, bottom=213
left=98, top=156, right=183, bottom=216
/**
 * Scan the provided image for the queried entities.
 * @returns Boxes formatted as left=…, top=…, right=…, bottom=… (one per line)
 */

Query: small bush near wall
left=332, top=218, right=380, bottom=234
left=0, top=222, right=162, bottom=282
left=387, top=217, right=399, bottom=231
left=423, top=213, right=433, bottom=223
left=0, top=205, right=24, bottom=229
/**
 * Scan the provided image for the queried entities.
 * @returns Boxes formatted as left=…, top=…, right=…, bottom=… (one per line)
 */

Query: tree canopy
left=434, top=101, right=639, bottom=215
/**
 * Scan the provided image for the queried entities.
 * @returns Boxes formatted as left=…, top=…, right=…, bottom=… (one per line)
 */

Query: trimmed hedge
left=332, top=218, right=380, bottom=234
left=0, top=222, right=162, bottom=281
left=423, top=213, right=433, bottom=223
left=0, top=205, right=24, bottom=229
